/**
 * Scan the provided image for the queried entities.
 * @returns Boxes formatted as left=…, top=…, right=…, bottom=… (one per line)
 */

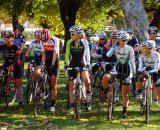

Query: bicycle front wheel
left=145, top=89, right=150, bottom=124
left=5, top=79, right=17, bottom=106
left=75, top=83, right=81, bottom=118
left=34, top=82, right=43, bottom=116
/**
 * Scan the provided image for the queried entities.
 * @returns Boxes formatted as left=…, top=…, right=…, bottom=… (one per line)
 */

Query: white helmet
left=148, top=26, right=158, bottom=33
left=141, top=40, right=155, bottom=49
left=116, top=31, right=129, bottom=40
left=99, top=31, right=107, bottom=38
left=69, top=25, right=83, bottom=33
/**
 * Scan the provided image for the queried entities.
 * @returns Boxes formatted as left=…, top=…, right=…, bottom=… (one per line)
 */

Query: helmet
left=116, top=31, right=129, bottom=40
left=110, top=31, right=117, bottom=38
left=3, top=30, right=15, bottom=38
left=16, top=24, right=24, bottom=32
left=141, top=40, right=155, bottom=49
left=126, top=28, right=134, bottom=34
left=69, top=25, right=83, bottom=33
left=40, top=29, right=50, bottom=42
left=148, top=26, right=158, bottom=33
left=99, top=31, right=107, bottom=39
left=34, top=30, right=41, bottom=35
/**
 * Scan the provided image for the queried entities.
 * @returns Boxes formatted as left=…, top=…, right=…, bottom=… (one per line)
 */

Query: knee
left=14, top=78, right=22, bottom=89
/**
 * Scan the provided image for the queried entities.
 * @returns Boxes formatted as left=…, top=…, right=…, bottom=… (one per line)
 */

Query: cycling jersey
left=155, top=39, right=160, bottom=50
left=107, top=44, right=136, bottom=77
left=0, top=44, right=20, bottom=64
left=29, top=40, right=44, bottom=56
left=41, top=36, right=59, bottom=76
left=0, top=44, right=22, bottom=78
left=65, top=39, right=90, bottom=67
left=14, top=35, right=25, bottom=49
left=127, top=37, right=139, bottom=48
left=92, top=43, right=105, bottom=62
left=138, top=51, right=160, bottom=73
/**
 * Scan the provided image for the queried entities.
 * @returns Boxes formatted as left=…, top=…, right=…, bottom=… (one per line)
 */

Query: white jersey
left=29, top=40, right=44, bottom=56
left=107, top=44, right=136, bottom=75
left=138, top=51, right=160, bottom=72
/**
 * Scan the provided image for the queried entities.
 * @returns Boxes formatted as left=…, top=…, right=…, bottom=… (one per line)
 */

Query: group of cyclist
left=0, top=24, right=160, bottom=119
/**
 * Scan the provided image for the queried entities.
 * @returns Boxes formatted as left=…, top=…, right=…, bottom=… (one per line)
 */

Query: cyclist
left=65, top=25, right=91, bottom=113
left=40, top=29, right=59, bottom=113
left=25, top=30, right=44, bottom=65
left=126, top=28, right=139, bottom=97
left=107, top=31, right=136, bottom=118
left=0, top=30, right=23, bottom=111
left=14, top=24, right=25, bottom=59
left=136, top=40, right=160, bottom=101
left=91, top=31, right=108, bottom=79
left=25, top=30, right=45, bottom=82
left=101, top=31, right=117, bottom=98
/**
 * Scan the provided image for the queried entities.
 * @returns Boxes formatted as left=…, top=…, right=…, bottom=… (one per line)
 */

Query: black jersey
left=0, top=44, right=20, bottom=65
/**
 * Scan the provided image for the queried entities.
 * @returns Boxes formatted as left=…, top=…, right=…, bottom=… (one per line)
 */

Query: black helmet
left=16, top=24, right=24, bottom=32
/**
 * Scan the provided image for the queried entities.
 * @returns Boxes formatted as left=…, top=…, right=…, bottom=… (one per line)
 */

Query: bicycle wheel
left=34, top=82, right=43, bottom=116
left=5, top=76, right=17, bottom=106
left=107, top=85, right=115, bottom=121
left=43, top=76, right=51, bottom=109
left=75, top=83, right=81, bottom=118
left=26, top=79, right=34, bottom=104
left=0, top=76, right=5, bottom=98
left=145, top=89, right=150, bottom=124
left=92, top=73, right=102, bottom=101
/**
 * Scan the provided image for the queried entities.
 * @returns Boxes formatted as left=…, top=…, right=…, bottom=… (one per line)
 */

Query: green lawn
left=0, top=57, right=160, bottom=130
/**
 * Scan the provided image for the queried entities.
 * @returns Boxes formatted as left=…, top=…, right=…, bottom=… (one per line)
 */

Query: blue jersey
left=127, top=37, right=139, bottom=48
left=14, top=35, right=25, bottom=49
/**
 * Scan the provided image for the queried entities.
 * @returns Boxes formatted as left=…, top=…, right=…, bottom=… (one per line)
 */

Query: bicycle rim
left=75, top=83, right=80, bottom=118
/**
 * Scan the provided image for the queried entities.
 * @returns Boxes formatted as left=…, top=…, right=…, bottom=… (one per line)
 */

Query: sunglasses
left=70, top=33, right=76, bottom=36
left=149, top=33, right=157, bottom=35
left=100, top=38, right=105, bottom=40
left=112, top=38, right=117, bottom=39
left=121, top=40, right=127, bottom=42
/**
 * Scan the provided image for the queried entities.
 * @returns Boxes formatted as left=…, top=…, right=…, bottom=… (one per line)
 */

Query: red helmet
left=40, top=29, right=50, bottom=42
left=3, top=30, right=15, bottom=38
left=110, top=31, right=117, bottom=38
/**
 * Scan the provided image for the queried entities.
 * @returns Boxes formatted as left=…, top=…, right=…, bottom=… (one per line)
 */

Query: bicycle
left=67, top=67, right=91, bottom=118
left=0, top=66, right=17, bottom=106
left=34, top=66, right=51, bottom=116
left=91, top=62, right=104, bottom=101
left=26, top=58, right=37, bottom=104
left=107, top=69, right=119, bottom=121
left=139, top=69, right=153, bottom=124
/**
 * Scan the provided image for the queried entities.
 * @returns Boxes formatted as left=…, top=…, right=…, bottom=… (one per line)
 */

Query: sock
left=123, top=107, right=127, bottom=114
left=71, top=103, right=74, bottom=108
left=51, top=100, right=55, bottom=107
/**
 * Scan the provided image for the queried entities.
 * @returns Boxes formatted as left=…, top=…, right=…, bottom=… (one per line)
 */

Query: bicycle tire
left=145, top=88, right=150, bottom=124
left=26, top=80, right=34, bottom=104
left=92, top=73, right=102, bottom=101
left=107, top=85, right=115, bottom=121
left=34, top=82, right=42, bottom=116
left=5, top=77, right=17, bottom=106
left=75, top=83, right=81, bottom=118
left=0, top=76, right=5, bottom=98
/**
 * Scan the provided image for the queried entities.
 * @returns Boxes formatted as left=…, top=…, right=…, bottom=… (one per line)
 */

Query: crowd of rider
left=0, top=24, right=160, bottom=118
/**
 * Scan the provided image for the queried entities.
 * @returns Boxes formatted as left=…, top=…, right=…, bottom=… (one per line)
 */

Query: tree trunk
left=120, top=0, right=149, bottom=42
left=12, top=14, right=19, bottom=31
left=150, top=8, right=160, bottom=29
left=59, top=0, right=81, bottom=52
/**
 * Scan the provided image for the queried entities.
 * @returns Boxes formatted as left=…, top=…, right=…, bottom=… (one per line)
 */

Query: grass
left=0, top=56, right=160, bottom=130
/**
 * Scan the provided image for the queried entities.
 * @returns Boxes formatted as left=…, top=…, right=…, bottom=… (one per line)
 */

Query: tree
left=120, top=0, right=149, bottom=42
left=58, top=0, right=81, bottom=52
